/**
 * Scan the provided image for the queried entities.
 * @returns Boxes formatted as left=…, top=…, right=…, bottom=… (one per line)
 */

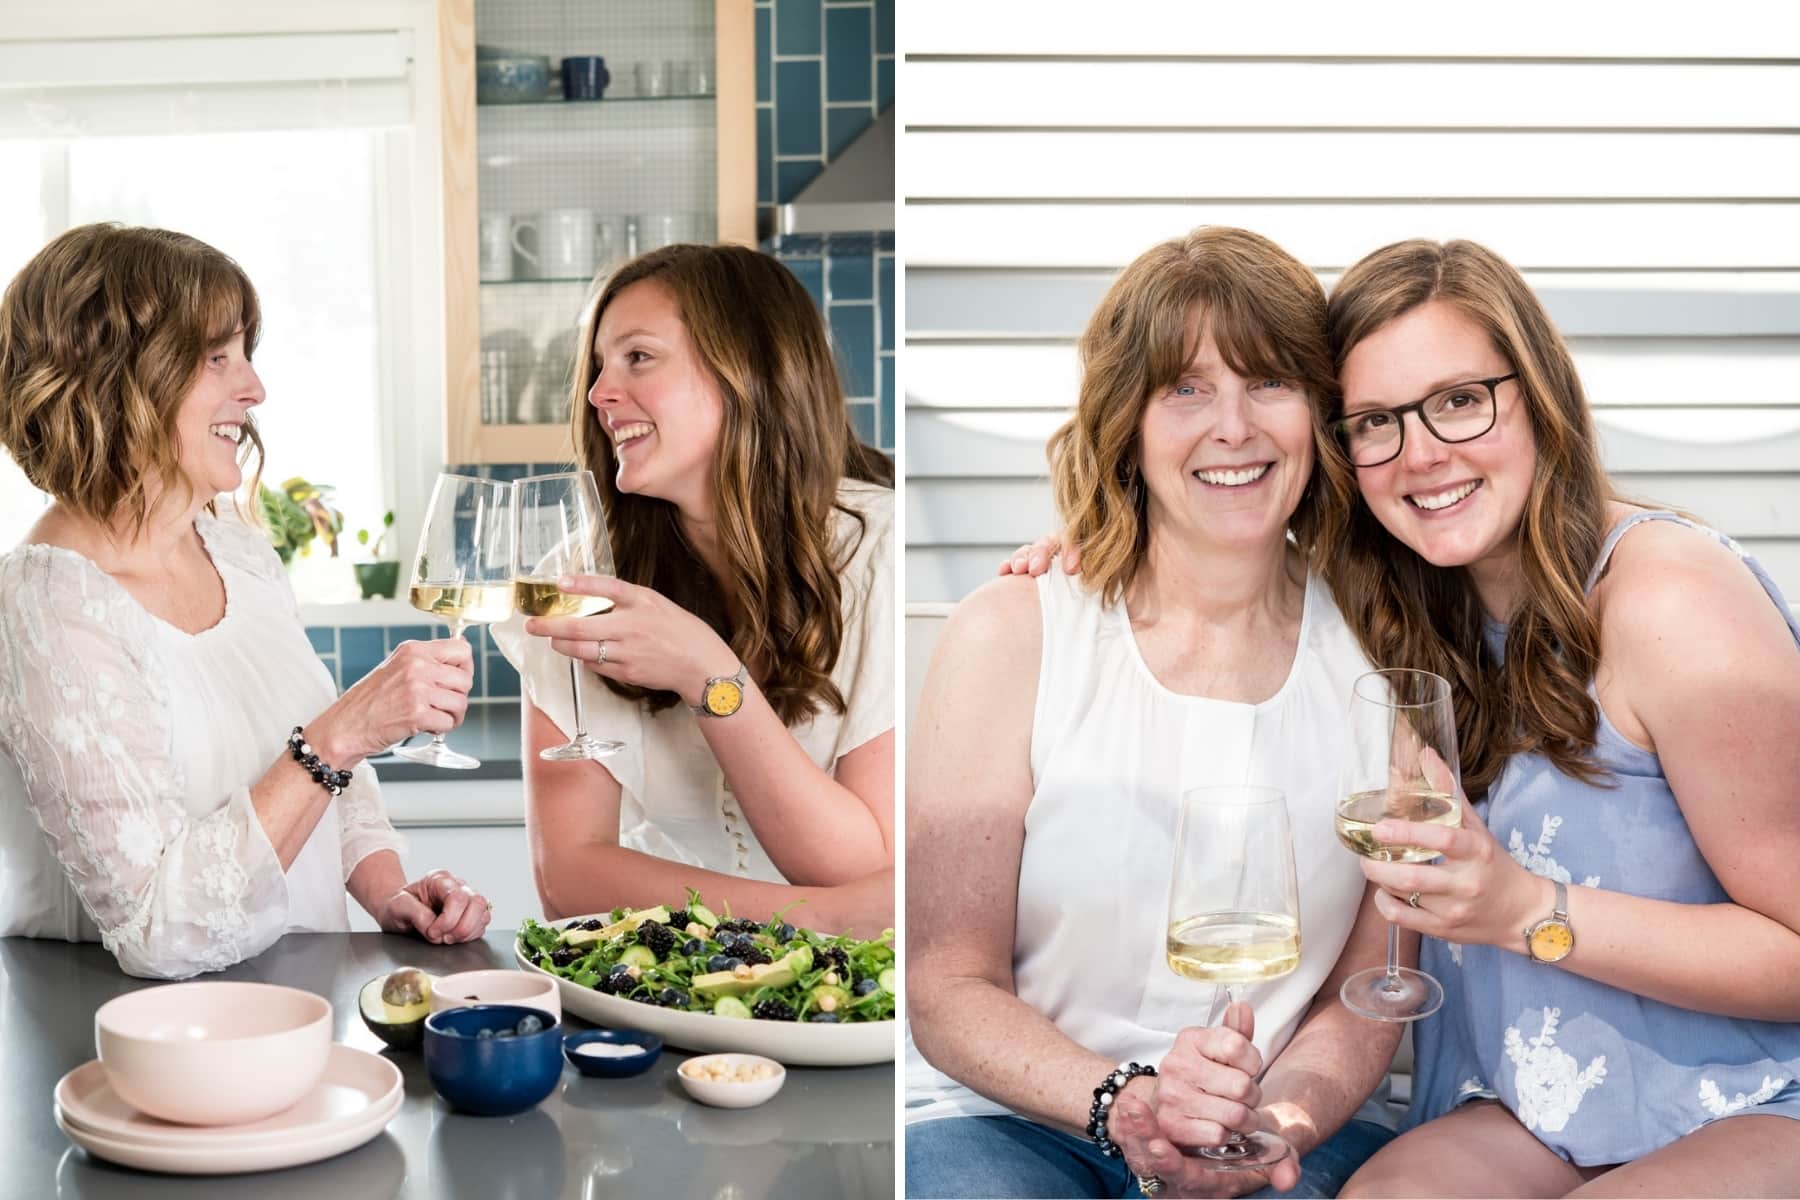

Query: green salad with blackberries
left=517, top=890, right=896, bottom=1024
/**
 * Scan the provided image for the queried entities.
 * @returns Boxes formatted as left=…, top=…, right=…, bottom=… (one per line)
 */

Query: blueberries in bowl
left=424, top=1004, right=563, bottom=1116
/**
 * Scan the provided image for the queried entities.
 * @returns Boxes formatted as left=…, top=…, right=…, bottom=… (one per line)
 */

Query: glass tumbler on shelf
left=1334, top=668, right=1463, bottom=1022
left=1163, top=784, right=1302, bottom=1172
left=512, top=470, right=624, bottom=762
left=396, top=474, right=515, bottom=769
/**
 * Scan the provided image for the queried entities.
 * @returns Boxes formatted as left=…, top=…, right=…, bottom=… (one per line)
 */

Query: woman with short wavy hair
left=1320, top=240, right=1800, bottom=1198
left=494, top=243, right=895, bottom=936
left=0, top=224, right=493, bottom=979
left=907, top=227, right=1401, bottom=1199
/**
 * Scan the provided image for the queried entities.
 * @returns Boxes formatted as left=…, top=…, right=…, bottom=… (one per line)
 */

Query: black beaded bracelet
left=1087, top=1061, right=1157, bottom=1158
left=288, top=727, right=353, bottom=797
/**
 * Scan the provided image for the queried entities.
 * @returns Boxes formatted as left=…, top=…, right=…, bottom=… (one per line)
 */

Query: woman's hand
left=524, top=575, right=734, bottom=707
left=310, top=637, right=474, bottom=767
left=371, top=869, right=493, bottom=944
left=1359, top=791, right=1549, bottom=952
left=996, top=533, right=1080, bottom=578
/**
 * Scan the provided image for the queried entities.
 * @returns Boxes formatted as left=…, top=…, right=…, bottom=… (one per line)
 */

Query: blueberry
left=706, top=954, right=733, bottom=973
left=658, top=987, right=688, bottom=1007
left=808, top=1012, right=841, bottom=1023
left=495, top=1028, right=515, bottom=1039
left=682, top=938, right=704, bottom=956
left=516, top=1015, right=545, bottom=1035
left=775, top=923, right=796, bottom=941
left=853, top=978, right=879, bottom=996
left=477, top=1028, right=496, bottom=1039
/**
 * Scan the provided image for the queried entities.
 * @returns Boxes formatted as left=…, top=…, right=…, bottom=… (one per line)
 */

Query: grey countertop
left=0, top=932, right=894, bottom=1199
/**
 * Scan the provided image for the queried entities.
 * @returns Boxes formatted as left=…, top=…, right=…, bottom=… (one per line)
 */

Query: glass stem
left=568, top=658, right=587, bottom=739
left=1209, top=983, right=1251, bottom=1150
left=1384, top=922, right=1402, bottom=984
left=431, top=621, right=468, bottom=746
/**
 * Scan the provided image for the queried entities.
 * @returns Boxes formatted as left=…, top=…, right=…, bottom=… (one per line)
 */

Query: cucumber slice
left=689, top=903, right=720, bottom=929
left=619, top=944, right=656, bottom=968
left=712, top=996, right=752, bottom=1019
left=878, top=967, right=897, bottom=995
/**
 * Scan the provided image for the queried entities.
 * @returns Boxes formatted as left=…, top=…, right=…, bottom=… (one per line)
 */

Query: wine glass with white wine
left=512, top=470, right=623, bottom=761
left=1334, top=668, right=1462, bottom=1021
left=1163, top=784, right=1301, bottom=1172
left=393, top=473, right=515, bottom=769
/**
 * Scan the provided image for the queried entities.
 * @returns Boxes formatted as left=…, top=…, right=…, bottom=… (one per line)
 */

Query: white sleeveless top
left=905, top=564, right=1375, bottom=1125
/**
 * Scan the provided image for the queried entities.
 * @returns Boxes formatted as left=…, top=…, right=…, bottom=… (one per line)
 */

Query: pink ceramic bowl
left=430, top=970, right=561, bottom=1021
left=94, top=982, right=332, bottom=1126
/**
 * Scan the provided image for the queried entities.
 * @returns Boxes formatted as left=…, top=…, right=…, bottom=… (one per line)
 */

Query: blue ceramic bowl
left=424, top=1004, right=564, bottom=1116
left=476, top=53, right=550, bottom=105
left=562, top=1028, right=663, bottom=1078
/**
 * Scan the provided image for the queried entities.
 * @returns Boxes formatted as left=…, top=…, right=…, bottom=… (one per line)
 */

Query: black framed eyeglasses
left=1332, top=373, right=1517, bottom=468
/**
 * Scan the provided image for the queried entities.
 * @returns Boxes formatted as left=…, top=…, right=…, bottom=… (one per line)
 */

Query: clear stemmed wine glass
left=1334, top=668, right=1463, bottom=1022
left=394, top=473, right=515, bottom=769
left=1163, top=784, right=1302, bottom=1172
left=512, top=470, right=624, bottom=762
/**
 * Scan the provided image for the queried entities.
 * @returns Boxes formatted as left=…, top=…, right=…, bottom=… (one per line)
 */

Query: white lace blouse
left=491, top=480, right=894, bottom=881
left=0, top=511, right=406, bottom=979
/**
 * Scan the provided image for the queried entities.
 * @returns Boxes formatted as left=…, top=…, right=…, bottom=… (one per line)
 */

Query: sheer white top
left=492, top=480, right=894, bottom=882
left=906, top=564, right=1374, bottom=1125
left=0, top=512, right=406, bottom=979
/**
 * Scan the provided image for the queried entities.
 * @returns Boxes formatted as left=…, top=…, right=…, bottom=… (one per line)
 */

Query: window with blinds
left=902, top=3, right=1800, bottom=603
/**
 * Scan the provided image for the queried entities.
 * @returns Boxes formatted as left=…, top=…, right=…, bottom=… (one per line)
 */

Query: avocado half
left=358, top=968, right=435, bottom=1051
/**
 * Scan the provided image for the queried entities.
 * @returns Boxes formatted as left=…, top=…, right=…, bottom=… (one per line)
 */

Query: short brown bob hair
left=0, top=223, right=264, bottom=538
left=1047, top=225, right=1347, bottom=602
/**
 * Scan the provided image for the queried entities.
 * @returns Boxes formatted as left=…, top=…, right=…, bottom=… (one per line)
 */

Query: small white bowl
left=429, top=969, right=561, bottom=1021
left=676, top=1053, right=787, bottom=1108
left=95, top=981, right=332, bottom=1126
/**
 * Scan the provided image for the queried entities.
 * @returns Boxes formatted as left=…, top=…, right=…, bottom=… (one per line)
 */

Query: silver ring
left=1137, top=1175, right=1167, bottom=1196
left=596, top=640, right=608, bottom=665
left=1407, top=890, right=1422, bottom=909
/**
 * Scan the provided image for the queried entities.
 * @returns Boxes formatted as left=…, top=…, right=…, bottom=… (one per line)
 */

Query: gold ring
left=596, top=640, right=608, bottom=665
left=1407, top=891, right=1422, bottom=909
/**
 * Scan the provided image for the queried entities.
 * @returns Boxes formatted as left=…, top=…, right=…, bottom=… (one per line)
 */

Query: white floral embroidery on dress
left=1507, top=815, right=1601, bottom=888
left=1505, top=1006, right=1607, bottom=1133
left=1698, top=1075, right=1788, bottom=1120
left=115, top=813, right=160, bottom=869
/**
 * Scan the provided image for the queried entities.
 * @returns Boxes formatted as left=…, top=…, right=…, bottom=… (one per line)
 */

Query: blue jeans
left=905, top=1112, right=1395, bottom=1199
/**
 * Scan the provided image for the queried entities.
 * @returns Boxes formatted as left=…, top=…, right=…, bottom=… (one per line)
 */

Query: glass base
left=392, top=738, right=480, bottom=770
left=1188, top=1130, right=1291, bottom=1172
left=540, top=734, right=625, bottom=762
left=1341, top=965, right=1444, bottom=1023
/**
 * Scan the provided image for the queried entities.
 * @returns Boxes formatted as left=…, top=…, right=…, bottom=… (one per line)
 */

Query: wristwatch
left=690, top=664, right=749, bottom=718
left=1523, top=878, right=1575, bottom=964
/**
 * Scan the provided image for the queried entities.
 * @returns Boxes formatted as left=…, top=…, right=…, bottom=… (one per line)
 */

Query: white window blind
left=903, top=2, right=1800, bottom=602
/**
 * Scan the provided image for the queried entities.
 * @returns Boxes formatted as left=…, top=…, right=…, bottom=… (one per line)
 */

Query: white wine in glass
left=395, top=473, right=516, bottom=769
left=513, top=470, right=624, bottom=762
left=1164, top=784, right=1301, bottom=1172
left=1336, top=668, right=1463, bottom=1022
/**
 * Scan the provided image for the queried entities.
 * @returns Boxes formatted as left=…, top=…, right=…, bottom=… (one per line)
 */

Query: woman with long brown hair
left=0, top=224, right=493, bottom=979
left=909, top=227, right=1402, bottom=1198
left=494, top=243, right=895, bottom=936
left=1320, top=240, right=1800, bottom=1197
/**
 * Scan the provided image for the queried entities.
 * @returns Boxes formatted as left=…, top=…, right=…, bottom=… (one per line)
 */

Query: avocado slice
left=357, top=969, right=434, bottom=1051
left=691, top=949, right=805, bottom=998
left=562, top=905, right=670, bottom=947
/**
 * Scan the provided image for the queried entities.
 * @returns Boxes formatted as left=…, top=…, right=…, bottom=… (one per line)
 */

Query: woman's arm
left=528, top=573, right=891, bottom=886
left=1368, top=526, right=1800, bottom=1020
left=522, top=700, right=892, bottom=936
left=908, top=575, right=1125, bottom=1131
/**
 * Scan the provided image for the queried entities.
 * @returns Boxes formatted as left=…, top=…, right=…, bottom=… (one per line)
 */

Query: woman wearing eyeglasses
left=1318, top=240, right=1800, bottom=1197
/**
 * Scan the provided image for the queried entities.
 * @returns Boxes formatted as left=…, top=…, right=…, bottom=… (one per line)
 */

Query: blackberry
left=639, top=921, right=677, bottom=959
left=668, top=908, right=693, bottom=929
left=581, top=917, right=605, bottom=931
left=821, top=947, right=850, bottom=974
left=751, top=999, right=796, bottom=1022
left=550, top=945, right=584, bottom=968
left=716, top=918, right=761, bottom=936
left=597, top=965, right=634, bottom=995
left=737, top=946, right=772, bottom=967
left=564, top=920, right=585, bottom=933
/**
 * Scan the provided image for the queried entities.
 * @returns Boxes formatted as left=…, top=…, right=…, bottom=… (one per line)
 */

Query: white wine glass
left=513, top=470, right=624, bottom=762
left=1335, top=668, right=1463, bottom=1022
left=394, top=473, right=515, bottom=769
left=1164, top=784, right=1301, bottom=1172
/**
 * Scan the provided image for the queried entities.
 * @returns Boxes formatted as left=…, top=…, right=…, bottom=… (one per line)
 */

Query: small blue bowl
left=424, top=1004, right=564, bottom=1116
left=562, top=1028, right=663, bottom=1078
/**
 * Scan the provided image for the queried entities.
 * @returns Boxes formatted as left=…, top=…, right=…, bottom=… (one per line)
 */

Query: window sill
left=299, top=597, right=422, bottom=626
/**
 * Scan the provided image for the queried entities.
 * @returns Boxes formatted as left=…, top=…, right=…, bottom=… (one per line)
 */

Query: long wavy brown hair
left=0, top=223, right=265, bottom=540
left=568, top=243, right=893, bottom=725
left=1047, top=226, right=1351, bottom=603
left=1319, top=239, right=1616, bottom=799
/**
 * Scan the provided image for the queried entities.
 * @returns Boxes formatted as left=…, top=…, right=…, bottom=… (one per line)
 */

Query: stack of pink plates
left=54, top=1045, right=403, bottom=1175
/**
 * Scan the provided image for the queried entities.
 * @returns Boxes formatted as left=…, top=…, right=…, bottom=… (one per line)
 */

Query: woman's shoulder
left=196, top=508, right=286, bottom=581
left=831, top=479, right=894, bottom=581
left=939, top=574, right=1043, bottom=668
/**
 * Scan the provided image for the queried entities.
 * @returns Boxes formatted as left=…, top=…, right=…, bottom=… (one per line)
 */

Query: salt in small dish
left=562, top=1028, right=662, bottom=1078
left=676, top=1053, right=786, bottom=1108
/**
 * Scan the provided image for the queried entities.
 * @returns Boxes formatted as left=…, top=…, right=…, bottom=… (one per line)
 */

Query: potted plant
left=258, top=477, right=343, bottom=565
left=353, top=511, right=399, bottom=599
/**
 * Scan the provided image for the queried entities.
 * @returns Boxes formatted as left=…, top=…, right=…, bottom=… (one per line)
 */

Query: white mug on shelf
left=479, top=213, right=513, bottom=282
left=635, top=60, right=672, bottom=98
left=512, top=209, right=597, bottom=280
left=638, top=212, right=682, bottom=252
left=596, top=217, right=623, bottom=270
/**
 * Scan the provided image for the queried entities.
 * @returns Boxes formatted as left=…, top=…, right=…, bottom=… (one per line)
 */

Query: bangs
left=1200, top=288, right=1310, bottom=387
left=195, top=257, right=261, bottom=356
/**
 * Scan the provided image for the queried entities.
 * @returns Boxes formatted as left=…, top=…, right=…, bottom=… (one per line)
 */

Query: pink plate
left=56, top=1043, right=400, bottom=1157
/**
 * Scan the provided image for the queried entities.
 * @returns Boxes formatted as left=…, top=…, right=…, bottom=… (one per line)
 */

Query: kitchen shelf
left=478, top=94, right=715, bottom=109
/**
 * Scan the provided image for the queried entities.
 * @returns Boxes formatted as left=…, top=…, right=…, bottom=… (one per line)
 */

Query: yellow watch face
left=704, top=679, right=744, bottom=716
left=1530, top=921, right=1574, bottom=961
